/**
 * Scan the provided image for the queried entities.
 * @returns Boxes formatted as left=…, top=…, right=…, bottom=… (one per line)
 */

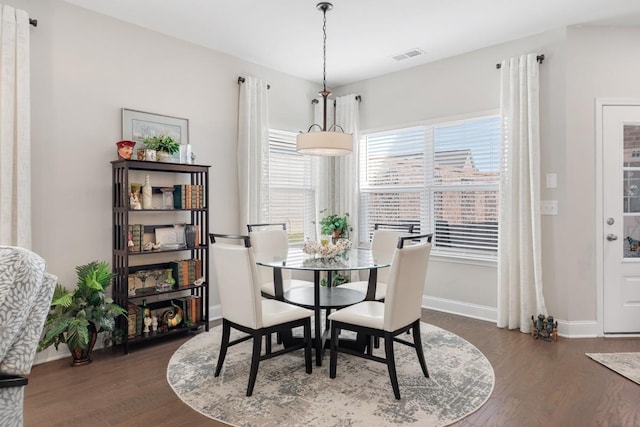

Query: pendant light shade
left=296, top=129, right=352, bottom=156
left=296, top=2, right=352, bottom=157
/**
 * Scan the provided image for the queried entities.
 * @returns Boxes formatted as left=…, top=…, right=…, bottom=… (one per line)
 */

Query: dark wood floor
left=24, top=310, right=640, bottom=426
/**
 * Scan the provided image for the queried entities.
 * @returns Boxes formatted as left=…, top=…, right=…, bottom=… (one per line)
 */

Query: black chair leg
left=412, top=320, right=429, bottom=378
left=246, top=331, right=263, bottom=397
left=329, top=322, right=339, bottom=379
left=215, top=320, right=231, bottom=377
left=265, top=333, right=272, bottom=355
left=304, top=320, right=312, bottom=374
left=384, top=331, right=401, bottom=400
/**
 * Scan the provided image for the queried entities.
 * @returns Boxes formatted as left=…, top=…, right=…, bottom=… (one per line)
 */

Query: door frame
left=595, top=98, right=640, bottom=336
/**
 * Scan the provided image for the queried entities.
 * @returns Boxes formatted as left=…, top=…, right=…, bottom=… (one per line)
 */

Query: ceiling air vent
left=392, top=48, right=424, bottom=61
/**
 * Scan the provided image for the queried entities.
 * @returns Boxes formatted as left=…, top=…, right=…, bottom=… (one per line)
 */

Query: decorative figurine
left=116, top=140, right=136, bottom=160
left=143, top=316, right=152, bottom=333
left=531, top=313, right=558, bottom=342
left=151, top=315, right=158, bottom=332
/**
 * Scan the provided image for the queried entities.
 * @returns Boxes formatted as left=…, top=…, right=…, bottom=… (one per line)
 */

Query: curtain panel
left=237, top=76, right=269, bottom=227
left=334, top=94, right=360, bottom=246
left=0, top=5, right=31, bottom=247
left=497, top=54, right=547, bottom=333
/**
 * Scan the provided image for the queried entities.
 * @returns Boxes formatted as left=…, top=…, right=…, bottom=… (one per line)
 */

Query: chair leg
left=304, top=319, right=312, bottom=374
left=411, top=320, right=429, bottom=378
left=374, top=336, right=380, bottom=349
left=265, top=333, right=272, bottom=355
left=246, top=331, right=263, bottom=397
left=329, top=322, right=339, bottom=379
left=214, top=320, right=231, bottom=377
left=384, top=331, right=401, bottom=400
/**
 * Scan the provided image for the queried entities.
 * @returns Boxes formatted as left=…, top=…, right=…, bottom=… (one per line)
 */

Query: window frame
left=358, top=111, right=501, bottom=263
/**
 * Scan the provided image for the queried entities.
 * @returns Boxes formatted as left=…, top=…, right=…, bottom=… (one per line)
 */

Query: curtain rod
left=237, top=76, right=270, bottom=90
left=496, top=54, right=544, bottom=69
left=30, top=18, right=37, bottom=27
left=311, top=95, right=361, bottom=105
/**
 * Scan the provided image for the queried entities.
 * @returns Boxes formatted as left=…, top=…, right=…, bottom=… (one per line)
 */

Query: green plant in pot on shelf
left=143, top=135, right=180, bottom=162
left=319, top=210, right=352, bottom=239
left=38, top=261, right=127, bottom=366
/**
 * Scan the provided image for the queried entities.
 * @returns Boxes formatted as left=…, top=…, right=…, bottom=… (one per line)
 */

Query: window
left=358, top=115, right=501, bottom=258
left=268, top=129, right=315, bottom=244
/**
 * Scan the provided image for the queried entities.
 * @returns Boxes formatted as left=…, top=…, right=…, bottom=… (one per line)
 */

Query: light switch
left=546, top=173, right=557, bottom=189
left=540, top=200, right=558, bottom=215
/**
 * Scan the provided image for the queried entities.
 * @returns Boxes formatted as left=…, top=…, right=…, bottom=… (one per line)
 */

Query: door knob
left=607, top=233, right=618, bottom=241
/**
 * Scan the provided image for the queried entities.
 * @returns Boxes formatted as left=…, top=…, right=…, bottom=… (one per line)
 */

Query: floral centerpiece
left=303, top=238, right=352, bottom=259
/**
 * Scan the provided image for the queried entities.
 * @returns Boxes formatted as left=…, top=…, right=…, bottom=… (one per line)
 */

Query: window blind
left=359, top=115, right=501, bottom=257
left=268, top=130, right=315, bottom=244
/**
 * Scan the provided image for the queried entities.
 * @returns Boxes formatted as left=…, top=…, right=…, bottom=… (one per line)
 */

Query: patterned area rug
left=167, top=322, right=494, bottom=427
left=586, top=352, right=640, bottom=385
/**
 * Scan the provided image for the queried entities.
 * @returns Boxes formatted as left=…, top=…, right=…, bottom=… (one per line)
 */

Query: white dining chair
left=339, top=224, right=418, bottom=301
left=211, top=233, right=313, bottom=397
left=247, top=223, right=314, bottom=300
left=328, top=234, right=432, bottom=400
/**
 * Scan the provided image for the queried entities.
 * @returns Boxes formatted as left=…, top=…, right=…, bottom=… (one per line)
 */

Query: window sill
left=430, top=251, right=497, bottom=267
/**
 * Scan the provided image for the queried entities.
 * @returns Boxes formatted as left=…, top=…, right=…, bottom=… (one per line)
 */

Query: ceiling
left=64, top=0, right=640, bottom=87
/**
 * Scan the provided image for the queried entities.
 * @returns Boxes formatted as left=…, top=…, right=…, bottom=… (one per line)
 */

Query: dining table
left=256, top=247, right=391, bottom=366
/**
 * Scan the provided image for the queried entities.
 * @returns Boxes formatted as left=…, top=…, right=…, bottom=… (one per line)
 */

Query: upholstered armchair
left=0, top=246, right=57, bottom=426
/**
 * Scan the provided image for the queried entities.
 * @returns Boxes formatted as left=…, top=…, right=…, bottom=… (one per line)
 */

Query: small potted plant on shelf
left=143, top=135, right=180, bottom=162
left=38, top=261, right=127, bottom=366
left=319, top=210, right=352, bottom=240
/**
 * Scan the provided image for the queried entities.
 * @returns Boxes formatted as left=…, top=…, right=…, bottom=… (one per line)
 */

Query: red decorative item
left=116, top=140, right=136, bottom=160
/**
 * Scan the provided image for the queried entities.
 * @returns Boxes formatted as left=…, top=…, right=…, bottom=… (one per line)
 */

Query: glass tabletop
left=256, top=248, right=390, bottom=271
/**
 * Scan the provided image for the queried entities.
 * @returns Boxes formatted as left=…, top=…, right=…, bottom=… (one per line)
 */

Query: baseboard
left=422, top=296, right=600, bottom=338
left=422, top=296, right=497, bottom=323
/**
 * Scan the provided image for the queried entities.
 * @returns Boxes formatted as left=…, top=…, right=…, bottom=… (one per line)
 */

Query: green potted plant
left=143, top=135, right=180, bottom=162
left=38, top=261, right=127, bottom=366
left=319, top=210, right=352, bottom=239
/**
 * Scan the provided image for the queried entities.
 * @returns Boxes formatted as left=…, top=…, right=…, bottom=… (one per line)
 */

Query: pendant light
left=296, top=2, right=352, bottom=156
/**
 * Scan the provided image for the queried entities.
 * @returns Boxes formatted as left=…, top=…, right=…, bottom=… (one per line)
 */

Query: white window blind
left=268, top=130, right=315, bottom=244
left=359, top=115, right=501, bottom=257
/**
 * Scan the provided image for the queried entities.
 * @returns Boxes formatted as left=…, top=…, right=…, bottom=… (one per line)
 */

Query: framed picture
left=122, top=108, right=189, bottom=146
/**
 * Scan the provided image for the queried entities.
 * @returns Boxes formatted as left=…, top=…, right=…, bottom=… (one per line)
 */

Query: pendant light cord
left=322, top=7, right=327, bottom=93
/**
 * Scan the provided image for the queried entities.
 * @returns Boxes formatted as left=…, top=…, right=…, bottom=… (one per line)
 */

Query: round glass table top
left=255, top=248, right=390, bottom=272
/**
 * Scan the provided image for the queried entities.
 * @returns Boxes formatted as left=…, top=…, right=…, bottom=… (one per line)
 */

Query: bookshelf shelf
left=111, top=159, right=210, bottom=353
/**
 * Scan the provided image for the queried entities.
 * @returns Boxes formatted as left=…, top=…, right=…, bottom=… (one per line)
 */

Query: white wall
left=336, top=29, right=569, bottom=321
left=564, top=26, right=640, bottom=321
left=14, top=0, right=317, bottom=363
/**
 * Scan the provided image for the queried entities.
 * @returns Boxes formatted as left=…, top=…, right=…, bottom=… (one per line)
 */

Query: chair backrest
left=374, top=223, right=416, bottom=232
left=247, top=224, right=292, bottom=283
left=370, top=229, right=414, bottom=284
left=0, top=246, right=57, bottom=376
left=211, top=234, right=263, bottom=329
left=383, top=235, right=432, bottom=332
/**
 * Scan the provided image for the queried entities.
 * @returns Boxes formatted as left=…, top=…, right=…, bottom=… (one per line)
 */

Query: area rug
left=586, top=352, right=640, bottom=385
left=167, top=322, right=494, bottom=427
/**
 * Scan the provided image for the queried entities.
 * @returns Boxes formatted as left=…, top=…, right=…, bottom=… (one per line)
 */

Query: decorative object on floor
left=115, top=140, right=136, bottom=160
left=37, top=261, right=127, bottom=366
left=530, top=313, right=558, bottom=342
left=167, top=321, right=494, bottom=426
left=296, top=2, right=352, bottom=156
left=586, top=353, right=640, bottom=385
left=302, top=238, right=351, bottom=259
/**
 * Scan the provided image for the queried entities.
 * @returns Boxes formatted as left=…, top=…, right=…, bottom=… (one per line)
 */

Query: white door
left=603, top=104, right=640, bottom=333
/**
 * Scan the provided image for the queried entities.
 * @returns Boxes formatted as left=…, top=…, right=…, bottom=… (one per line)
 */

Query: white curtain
left=312, top=98, right=332, bottom=239
left=497, top=54, right=547, bottom=333
left=237, top=76, right=269, bottom=227
left=334, top=94, right=360, bottom=245
left=0, top=6, right=31, bottom=248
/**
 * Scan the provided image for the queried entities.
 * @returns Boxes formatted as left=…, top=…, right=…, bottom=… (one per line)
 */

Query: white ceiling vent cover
left=392, top=48, right=425, bottom=61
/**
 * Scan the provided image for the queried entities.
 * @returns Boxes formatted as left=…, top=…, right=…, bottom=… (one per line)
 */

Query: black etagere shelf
left=111, top=159, right=210, bottom=353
